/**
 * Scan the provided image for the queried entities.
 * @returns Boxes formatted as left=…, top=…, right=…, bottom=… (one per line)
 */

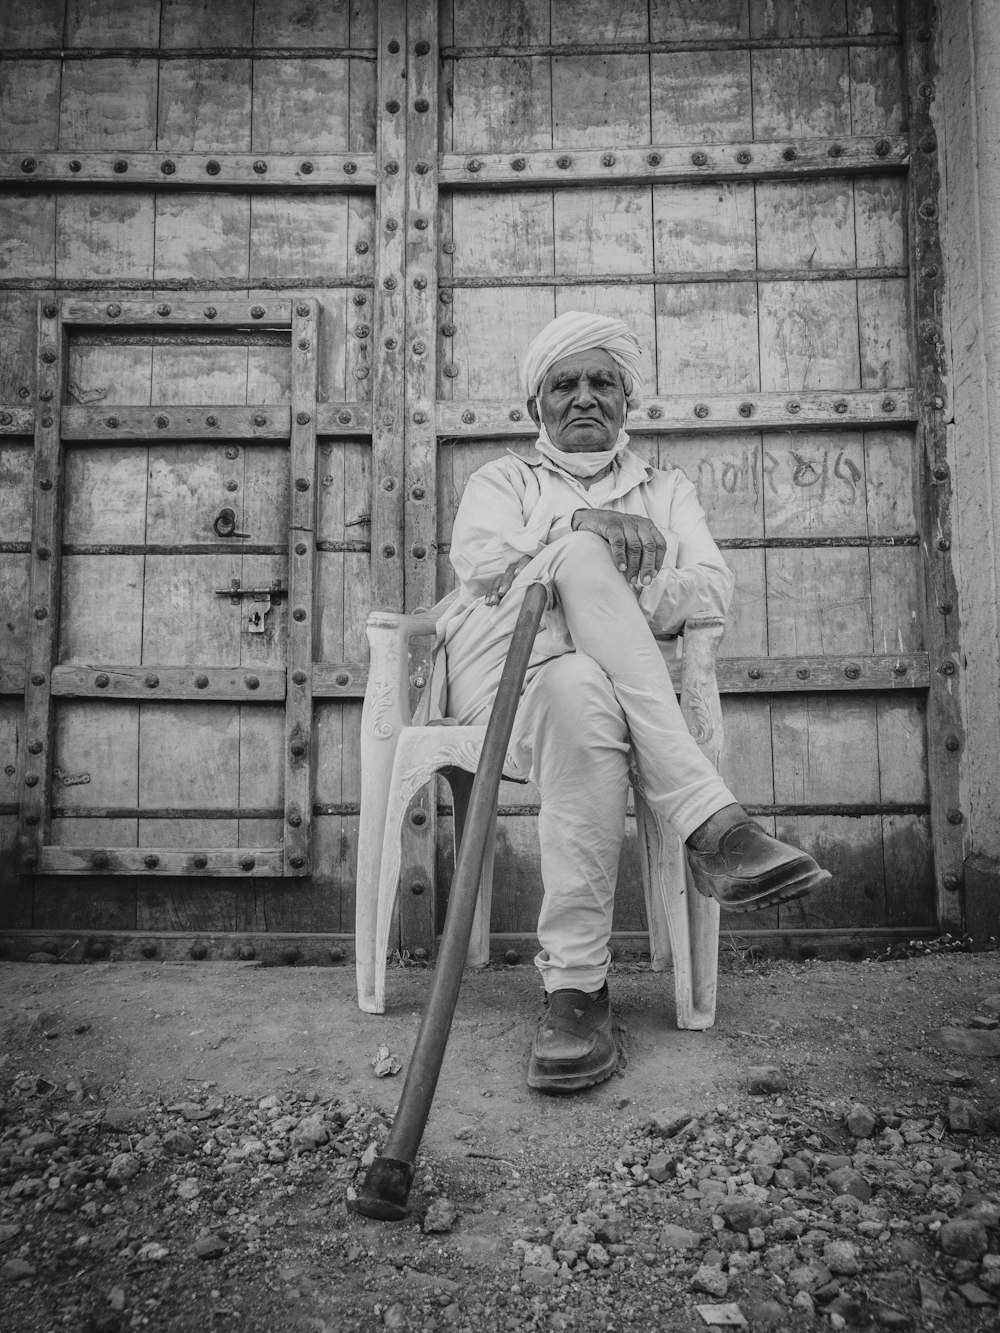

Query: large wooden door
left=0, top=0, right=960, bottom=960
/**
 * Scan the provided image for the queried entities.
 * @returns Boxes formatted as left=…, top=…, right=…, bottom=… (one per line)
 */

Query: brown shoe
left=687, top=821, right=831, bottom=911
left=527, top=985, right=618, bottom=1093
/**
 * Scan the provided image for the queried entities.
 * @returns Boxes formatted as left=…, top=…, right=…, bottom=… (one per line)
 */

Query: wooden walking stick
left=356, top=580, right=548, bottom=1220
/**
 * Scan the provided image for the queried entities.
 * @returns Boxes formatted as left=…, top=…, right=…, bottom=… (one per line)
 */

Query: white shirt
left=446, top=446, right=734, bottom=637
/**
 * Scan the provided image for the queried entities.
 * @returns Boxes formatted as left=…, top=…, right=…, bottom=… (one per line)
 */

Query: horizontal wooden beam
left=721, top=654, right=928, bottom=690
left=61, top=405, right=291, bottom=441
left=60, top=298, right=294, bottom=327
left=49, top=665, right=286, bottom=702
left=2, top=152, right=376, bottom=190
left=37, top=847, right=283, bottom=876
left=0, top=277, right=372, bottom=293
left=0, top=47, right=377, bottom=61
left=447, top=267, right=908, bottom=288
left=437, top=390, right=916, bottom=436
left=444, top=36, right=902, bottom=58
left=0, top=408, right=33, bottom=434
left=440, top=137, right=908, bottom=190
left=443, top=801, right=929, bottom=818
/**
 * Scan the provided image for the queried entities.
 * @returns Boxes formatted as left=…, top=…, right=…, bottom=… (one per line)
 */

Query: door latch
left=215, top=579, right=287, bottom=634
left=213, top=506, right=250, bottom=539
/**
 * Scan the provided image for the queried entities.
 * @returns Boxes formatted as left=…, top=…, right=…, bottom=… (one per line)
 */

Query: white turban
left=519, top=310, right=644, bottom=408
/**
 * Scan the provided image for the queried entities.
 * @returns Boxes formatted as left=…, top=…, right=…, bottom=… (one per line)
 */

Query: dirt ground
left=1, top=947, right=999, bottom=1332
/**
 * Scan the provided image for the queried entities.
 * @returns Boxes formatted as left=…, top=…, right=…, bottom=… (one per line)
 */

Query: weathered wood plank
left=2, top=150, right=377, bottom=184
left=554, top=187, right=654, bottom=274
left=751, top=47, right=852, bottom=137
left=438, top=136, right=908, bottom=187
left=59, top=59, right=157, bottom=149
left=50, top=664, right=285, bottom=700
left=651, top=50, right=752, bottom=143
left=758, top=281, right=861, bottom=389
left=656, top=282, right=759, bottom=393
left=61, top=297, right=293, bottom=326
left=0, top=59, right=61, bottom=151
left=62, top=406, right=291, bottom=439
left=38, top=847, right=283, bottom=875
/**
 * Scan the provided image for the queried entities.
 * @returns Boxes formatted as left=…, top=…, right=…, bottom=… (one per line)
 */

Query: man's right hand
left=571, top=508, right=668, bottom=588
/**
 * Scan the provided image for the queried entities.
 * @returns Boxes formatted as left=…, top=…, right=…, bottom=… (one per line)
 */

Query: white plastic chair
left=355, top=613, right=725, bottom=1028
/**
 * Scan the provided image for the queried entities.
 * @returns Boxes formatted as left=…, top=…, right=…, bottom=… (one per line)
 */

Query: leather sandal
left=527, top=984, right=618, bottom=1093
left=687, top=821, right=831, bottom=911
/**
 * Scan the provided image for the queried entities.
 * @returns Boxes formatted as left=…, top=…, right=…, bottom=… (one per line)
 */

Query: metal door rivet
left=827, top=145, right=844, bottom=158
left=296, top=303, right=311, bottom=318
left=21, top=157, right=36, bottom=173
left=294, top=476, right=310, bottom=491
left=938, top=602, right=952, bottom=615
left=157, top=303, right=171, bottom=316
left=413, top=276, right=427, bottom=290
left=225, top=479, right=238, bottom=491
left=335, top=672, right=349, bottom=686
left=206, top=415, right=219, bottom=428
left=253, top=160, right=267, bottom=174
left=0, top=412, right=10, bottom=425
left=947, top=809, right=964, bottom=825
left=414, top=216, right=428, bottom=230
left=225, top=447, right=239, bottom=460
left=892, top=663, right=909, bottom=676
left=415, top=161, right=429, bottom=174
left=694, top=403, right=709, bottom=418
left=292, top=608, right=306, bottom=621
left=931, top=395, right=945, bottom=409
left=244, top=675, right=259, bottom=690
left=509, top=409, right=522, bottom=421
left=384, top=276, right=397, bottom=290
left=354, top=366, right=370, bottom=379
left=943, top=873, right=959, bottom=891
left=737, top=403, right=753, bottom=418
left=294, top=542, right=307, bottom=556
left=381, top=476, right=396, bottom=491
left=466, top=159, right=482, bottom=173
left=844, top=664, right=860, bottom=680
left=300, top=160, right=314, bottom=174
left=296, top=410, right=311, bottom=424
left=691, top=151, right=708, bottom=166
left=647, top=152, right=661, bottom=166
left=386, top=99, right=400, bottom=113
left=937, top=537, right=951, bottom=551
left=939, top=661, right=956, bottom=675
left=444, top=363, right=459, bottom=378
left=41, top=415, right=53, bottom=428
left=107, top=304, right=121, bottom=319
left=382, top=543, right=396, bottom=558
left=414, top=98, right=429, bottom=112
left=881, top=397, right=896, bottom=412
left=602, top=153, right=616, bottom=167
left=43, top=303, right=57, bottom=319
left=385, top=160, right=399, bottom=174
left=510, top=157, right=525, bottom=171
left=736, top=149, right=752, bottom=164
left=144, top=855, right=159, bottom=869
left=145, top=674, right=159, bottom=688
left=786, top=401, right=801, bottom=414
left=412, top=411, right=427, bottom=424
left=290, top=740, right=306, bottom=756
left=410, top=882, right=425, bottom=896
left=190, top=943, right=207, bottom=958
left=338, top=410, right=353, bottom=425
left=25, top=774, right=38, bottom=787
left=68, top=160, right=81, bottom=172
left=412, top=340, right=426, bottom=355
left=292, top=670, right=307, bottom=685
left=441, top=322, right=455, bottom=337
left=240, top=856, right=255, bottom=871
left=40, top=478, right=52, bottom=490
left=556, top=156, right=571, bottom=169
left=161, top=160, right=175, bottom=174
left=106, top=416, right=119, bottom=428
left=410, top=810, right=427, bottom=828
left=95, top=674, right=109, bottom=688
left=156, top=415, right=169, bottom=428
left=386, top=218, right=398, bottom=232
left=114, top=159, right=128, bottom=173
left=193, top=855, right=207, bottom=869
left=782, top=147, right=797, bottom=161
left=415, top=39, right=430, bottom=54
left=945, top=735, right=961, bottom=752
left=933, top=464, right=948, bottom=480
left=34, top=608, right=47, bottom=620
left=462, top=410, right=475, bottom=424
left=251, top=306, right=265, bottom=319
left=343, top=161, right=356, bottom=174
left=875, top=139, right=891, bottom=157
left=25, top=813, right=40, bottom=826
left=289, top=855, right=306, bottom=869
left=287, top=811, right=302, bottom=827
left=30, top=672, right=45, bottom=685
left=39, top=389, right=52, bottom=400
left=796, top=667, right=810, bottom=679
left=204, top=306, right=217, bottom=319
left=93, top=852, right=109, bottom=868
left=254, top=414, right=266, bottom=426
left=439, top=291, right=452, bottom=303
left=41, top=349, right=56, bottom=363
left=412, top=545, right=427, bottom=559
left=384, top=336, right=397, bottom=349
left=411, top=485, right=425, bottom=500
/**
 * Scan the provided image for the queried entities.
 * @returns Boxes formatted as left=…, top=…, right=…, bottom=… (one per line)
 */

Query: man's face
left=528, top=348, right=627, bottom=453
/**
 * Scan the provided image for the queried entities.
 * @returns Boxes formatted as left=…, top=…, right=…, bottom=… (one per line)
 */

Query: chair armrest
left=680, top=616, right=725, bottom=758
left=365, top=612, right=439, bottom=733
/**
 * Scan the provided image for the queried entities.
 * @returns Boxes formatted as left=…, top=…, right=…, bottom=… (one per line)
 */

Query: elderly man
left=438, top=312, right=829, bottom=1092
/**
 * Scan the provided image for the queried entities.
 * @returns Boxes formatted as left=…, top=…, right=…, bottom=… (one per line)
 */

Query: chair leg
left=636, top=791, right=719, bottom=1030
left=356, top=732, right=400, bottom=1014
left=449, top=768, right=495, bottom=969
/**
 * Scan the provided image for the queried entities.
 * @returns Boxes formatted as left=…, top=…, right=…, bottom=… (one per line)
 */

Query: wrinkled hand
left=485, top=554, right=532, bottom=606
left=571, top=508, right=667, bottom=587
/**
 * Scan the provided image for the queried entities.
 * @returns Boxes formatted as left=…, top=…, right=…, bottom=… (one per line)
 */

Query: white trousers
left=445, top=532, right=735, bottom=993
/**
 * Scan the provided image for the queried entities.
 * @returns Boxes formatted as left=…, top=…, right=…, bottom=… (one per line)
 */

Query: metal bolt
left=206, top=414, right=218, bottom=427
left=412, top=411, right=427, bottom=424
left=945, top=735, right=961, bottom=752
left=439, top=290, right=453, bottom=304
left=292, top=608, right=307, bottom=622
left=296, top=410, right=311, bottom=425
left=335, top=672, right=349, bottom=686
left=415, top=160, right=430, bottom=174
left=939, top=661, right=956, bottom=675
left=385, top=160, right=399, bottom=175
left=410, top=882, right=425, bottom=896
left=384, top=276, right=397, bottom=290
left=510, top=157, right=526, bottom=171
left=387, top=39, right=400, bottom=53
left=114, top=159, right=128, bottom=173
left=874, top=139, right=891, bottom=157
left=410, top=809, right=427, bottom=828
left=412, top=340, right=426, bottom=355
left=938, top=602, right=952, bottom=615
left=796, top=667, right=810, bottom=680
left=415, top=39, right=430, bottom=54
left=292, top=669, right=308, bottom=685
left=33, top=607, right=47, bottom=621
left=786, top=401, right=801, bottom=414
left=25, top=775, right=38, bottom=787
left=834, top=399, right=848, bottom=414
left=937, top=537, right=951, bottom=551
left=40, top=478, right=52, bottom=490
left=412, top=544, right=427, bottom=559
left=691, top=151, right=708, bottom=166
left=106, top=416, right=119, bottom=428
left=190, top=943, right=207, bottom=959
left=647, top=152, right=662, bottom=166
left=462, top=409, right=475, bottom=424
left=145, top=674, right=159, bottom=688
left=204, top=306, right=217, bottom=319
left=156, top=414, right=168, bottom=428
left=414, top=98, right=429, bottom=112
left=844, top=664, right=861, bottom=680
left=296, top=303, right=311, bottom=317
left=25, top=813, right=39, bottom=826
left=385, top=99, right=400, bottom=113
left=602, top=153, right=616, bottom=167
left=411, top=485, right=425, bottom=500
left=41, top=349, right=57, bottom=363
left=21, top=156, right=37, bottom=173
left=39, top=388, right=52, bottom=400
left=931, top=394, right=945, bottom=410
left=947, top=809, right=964, bottom=826
left=193, top=854, right=208, bottom=869
left=253, top=159, right=267, bottom=174
left=414, top=216, right=429, bottom=230
left=933, top=464, right=948, bottom=480
left=509, top=408, right=522, bottom=421
left=43, top=303, right=57, bottom=319
left=385, top=218, right=398, bottom=232
left=338, top=410, right=352, bottom=424
left=748, top=667, right=762, bottom=680
left=382, top=542, right=396, bottom=557
left=92, top=852, right=109, bottom=869
left=196, top=674, right=209, bottom=688
left=300, top=160, right=314, bottom=174
left=466, top=158, right=482, bottom=173
left=892, top=663, right=909, bottom=676
left=693, top=403, right=709, bottom=419
left=738, top=402, right=754, bottom=418
left=142, top=943, right=158, bottom=958
left=144, top=854, right=159, bottom=869
left=736, top=149, right=752, bottom=164
left=251, top=305, right=265, bottom=319
left=782, top=147, right=797, bottom=161
left=30, top=671, right=45, bottom=685
left=294, top=476, right=310, bottom=491
left=245, top=675, right=259, bottom=690
left=240, top=855, right=255, bottom=871
left=556, top=155, right=572, bottom=169
left=41, top=415, right=53, bottom=428
left=254, top=413, right=266, bottom=426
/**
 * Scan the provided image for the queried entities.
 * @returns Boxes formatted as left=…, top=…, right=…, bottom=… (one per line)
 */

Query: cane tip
left=353, top=1154, right=414, bottom=1222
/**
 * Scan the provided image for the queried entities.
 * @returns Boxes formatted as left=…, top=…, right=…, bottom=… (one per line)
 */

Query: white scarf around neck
left=533, top=423, right=630, bottom=478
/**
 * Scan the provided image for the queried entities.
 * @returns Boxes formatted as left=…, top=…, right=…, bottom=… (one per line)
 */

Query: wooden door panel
left=57, top=193, right=156, bottom=280
left=60, top=556, right=144, bottom=662
left=656, top=284, right=760, bottom=392
left=156, top=60, right=253, bottom=153
left=651, top=51, right=753, bottom=143
left=59, top=59, right=158, bottom=148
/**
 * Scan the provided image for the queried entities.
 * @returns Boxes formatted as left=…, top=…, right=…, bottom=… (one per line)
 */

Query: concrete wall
left=939, top=0, right=1000, bottom=935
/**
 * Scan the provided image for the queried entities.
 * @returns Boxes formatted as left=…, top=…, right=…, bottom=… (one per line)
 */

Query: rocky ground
left=1, top=944, right=999, bottom=1332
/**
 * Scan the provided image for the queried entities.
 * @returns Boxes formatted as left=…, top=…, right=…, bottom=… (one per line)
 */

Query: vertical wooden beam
left=17, top=299, right=65, bottom=873
left=371, top=0, right=407, bottom=614
left=285, top=298, right=319, bottom=876
left=397, top=0, right=441, bottom=957
left=904, top=0, right=964, bottom=932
